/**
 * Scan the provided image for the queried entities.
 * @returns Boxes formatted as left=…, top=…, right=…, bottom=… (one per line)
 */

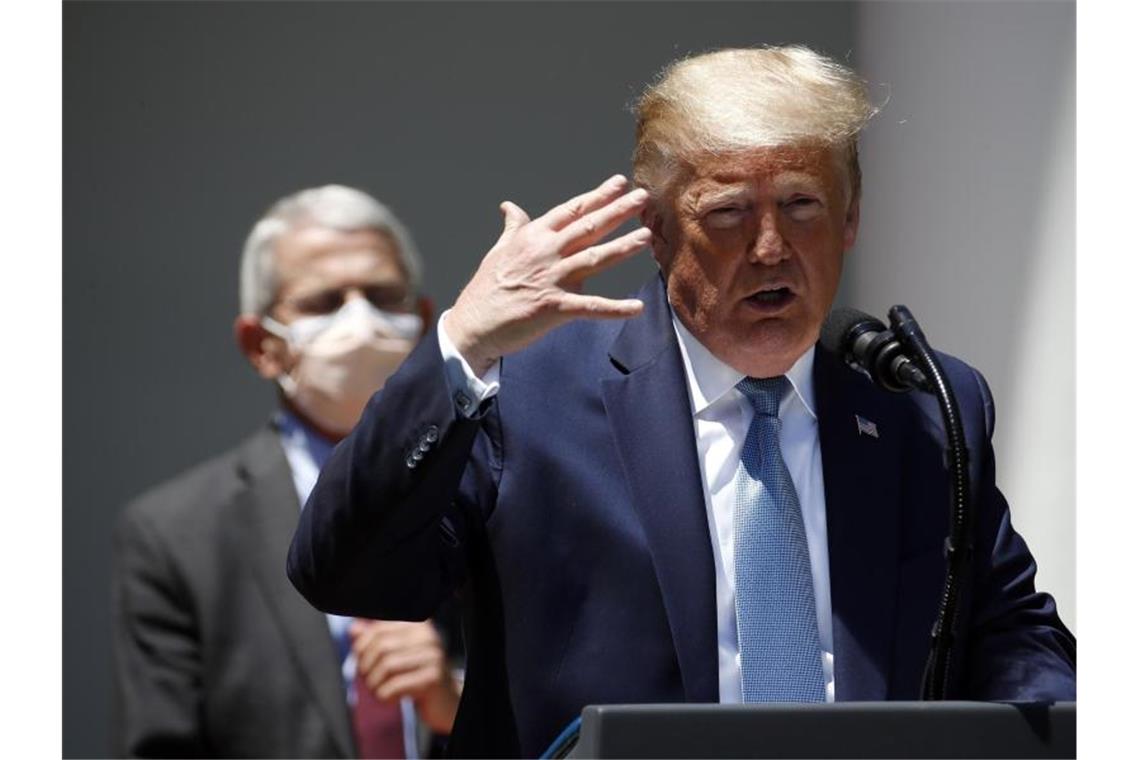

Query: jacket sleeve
left=287, top=324, right=500, bottom=620
left=111, top=505, right=208, bottom=758
left=960, top=367, right=1077, bottom=701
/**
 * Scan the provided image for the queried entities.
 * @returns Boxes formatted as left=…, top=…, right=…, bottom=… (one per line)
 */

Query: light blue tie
left=734, top=376, right=826, bottom=702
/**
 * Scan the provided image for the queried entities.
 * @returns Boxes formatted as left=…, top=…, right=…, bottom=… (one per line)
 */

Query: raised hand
left=443, top=175, right=652, bottom=375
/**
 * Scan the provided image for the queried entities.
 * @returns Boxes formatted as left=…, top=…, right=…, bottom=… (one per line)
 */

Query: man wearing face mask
left=112, top=185, right=462, bottom=758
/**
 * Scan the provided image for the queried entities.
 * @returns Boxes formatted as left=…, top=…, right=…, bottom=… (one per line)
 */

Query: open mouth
left=745, top=286, right=795, bottom=310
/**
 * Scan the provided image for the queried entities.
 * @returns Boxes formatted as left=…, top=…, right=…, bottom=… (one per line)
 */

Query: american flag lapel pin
left=855, top=414, right=879, bottom=439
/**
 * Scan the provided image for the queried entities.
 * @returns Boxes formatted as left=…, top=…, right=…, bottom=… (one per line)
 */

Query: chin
left=722, top=321, right=814, bottom=378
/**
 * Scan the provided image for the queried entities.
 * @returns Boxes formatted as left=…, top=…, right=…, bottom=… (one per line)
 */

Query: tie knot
left=736, top=376, right=790, bottom=417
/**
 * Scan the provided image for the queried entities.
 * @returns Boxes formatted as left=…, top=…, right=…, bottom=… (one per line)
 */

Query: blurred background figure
left=111, top=185, right=461, bottom=758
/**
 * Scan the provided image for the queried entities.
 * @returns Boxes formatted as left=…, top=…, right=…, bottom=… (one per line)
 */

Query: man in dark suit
left=287, top=48, right=1076, bottom=758
left=113, top=185, right=462, bottom=758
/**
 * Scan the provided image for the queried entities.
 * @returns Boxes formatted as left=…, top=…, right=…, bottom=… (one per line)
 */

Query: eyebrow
left=684, top=183, right=756, bottom=213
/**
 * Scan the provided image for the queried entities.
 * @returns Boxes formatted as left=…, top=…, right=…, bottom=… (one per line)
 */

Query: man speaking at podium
left=288, top=47, right=1076, bottom=757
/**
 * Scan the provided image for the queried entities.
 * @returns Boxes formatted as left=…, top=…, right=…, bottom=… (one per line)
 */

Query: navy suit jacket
left=289, top=276, right=1075, bottom=758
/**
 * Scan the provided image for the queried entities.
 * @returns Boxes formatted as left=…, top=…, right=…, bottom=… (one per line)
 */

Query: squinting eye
left=363, top=285, right=413, bottom=313
left=784, top=197, right=822, bottom=221
left=704, top=207, right=747, bottom=229
left=294, top=290, right=345, bottom=315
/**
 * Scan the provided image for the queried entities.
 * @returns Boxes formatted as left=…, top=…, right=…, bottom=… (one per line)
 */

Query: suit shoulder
left=905, top=350, right=995, bottom=441
left=117, top=427, right=276, bottom=544
left=505, top=316, right=622, bottom=380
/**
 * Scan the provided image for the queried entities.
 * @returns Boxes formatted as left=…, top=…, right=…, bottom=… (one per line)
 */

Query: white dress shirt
left=438, top=310, right=835, bottom=703
left=669, top=319, right=835, bottom=703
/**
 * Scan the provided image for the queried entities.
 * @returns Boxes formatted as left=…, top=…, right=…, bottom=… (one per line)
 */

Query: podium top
left=568, top=701, right=1076, bottom=759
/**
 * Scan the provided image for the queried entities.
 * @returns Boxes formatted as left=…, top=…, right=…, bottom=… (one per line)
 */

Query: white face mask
left=262, top=298, right=423, bottom=435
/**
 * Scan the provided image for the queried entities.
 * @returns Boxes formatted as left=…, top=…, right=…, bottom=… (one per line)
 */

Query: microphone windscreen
left=820, top=307, right=885, bottom=355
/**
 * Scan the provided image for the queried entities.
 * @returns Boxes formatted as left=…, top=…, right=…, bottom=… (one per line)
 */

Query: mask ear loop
left=275, top=372, right=299, bottom=397
left=259, top=316, right=300, bottom=397
left=260, top=316, right=292, bottom=341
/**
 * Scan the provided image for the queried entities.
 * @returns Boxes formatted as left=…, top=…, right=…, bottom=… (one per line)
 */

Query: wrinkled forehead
left=666, top=143, right=852, bottom=206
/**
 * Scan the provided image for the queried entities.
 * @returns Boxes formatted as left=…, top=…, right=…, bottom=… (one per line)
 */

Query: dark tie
left=351, top=665, right=407, bottom=759
left=734, top=376, right=826, bottom=702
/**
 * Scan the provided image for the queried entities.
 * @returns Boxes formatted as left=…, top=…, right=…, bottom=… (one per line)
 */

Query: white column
left=851, top=0, right=1076, bottom=630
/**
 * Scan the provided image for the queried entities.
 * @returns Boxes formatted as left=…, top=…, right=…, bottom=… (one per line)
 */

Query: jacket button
left=412, top=449, right=424, bottom=462
left=418, top=440, right=431, bottom=453
left=405, top=454, right=417, bottom=469
left=425, top=425, right=440, bottom=443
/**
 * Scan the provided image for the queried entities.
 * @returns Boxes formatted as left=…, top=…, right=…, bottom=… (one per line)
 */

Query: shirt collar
left=274, top=408, right=336, bottom=470
left=670, top=313, right=817, bottom=420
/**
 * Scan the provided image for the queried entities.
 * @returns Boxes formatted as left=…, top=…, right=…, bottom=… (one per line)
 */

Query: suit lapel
left=600, top=277, right=720, bottom=703
left=814, top=348, right=904, bottom=701
left=237, top=427, right=357, bottom=758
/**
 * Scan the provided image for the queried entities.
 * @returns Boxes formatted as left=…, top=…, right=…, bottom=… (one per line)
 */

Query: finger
left=376, top=670, right=439, bottom=702
left=497, top=201, right=531, bottom=239
left=350, top=621, right=385, bottom=654
left=554, top=187, right=650, bottom=254
left=556, top=294, right=645, bottom=320
left=350, top=617, right=395, bottom=639
left=356, top=621, right=419, bottom=653
left=355, top=626, right=406, bottom=672
left=555, top=227, right=652, bottom=283
left=357, top=639, right=386, bottom=676
left=348, top=619, right=408, bottom=656
left=537, top=174, right=628, bottom=231
left=365, top=649, right=440, bottom=692
left=358, top=628, right=441, bottom=678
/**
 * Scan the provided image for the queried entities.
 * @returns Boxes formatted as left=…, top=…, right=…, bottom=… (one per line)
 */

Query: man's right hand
left=443, top=175, right=652, bottom=376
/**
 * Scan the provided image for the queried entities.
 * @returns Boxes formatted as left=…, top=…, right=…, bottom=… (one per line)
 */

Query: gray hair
left=633, top=45, right=879, bottom=201
left=239, top=184, right=424, bottom=315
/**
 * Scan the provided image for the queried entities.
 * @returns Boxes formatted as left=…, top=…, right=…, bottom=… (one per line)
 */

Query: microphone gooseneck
left=887, top=305, right=973, bottom=702
left=821, top=305, right=973, bottom=701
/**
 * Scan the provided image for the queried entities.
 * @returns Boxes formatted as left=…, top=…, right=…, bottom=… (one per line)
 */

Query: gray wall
left=64, top=2, right=856, bottom=756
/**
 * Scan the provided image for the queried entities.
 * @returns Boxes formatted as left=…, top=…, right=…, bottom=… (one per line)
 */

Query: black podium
left=565, top=702, right=1075, bottom=758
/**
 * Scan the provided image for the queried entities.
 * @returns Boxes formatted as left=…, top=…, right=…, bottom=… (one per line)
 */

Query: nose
left=342, top=289, right=368, bottom=305
left=749, top=210, right=788, bottom=265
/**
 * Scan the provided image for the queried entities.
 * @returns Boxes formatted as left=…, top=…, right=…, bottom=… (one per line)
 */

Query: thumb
left=498, top=201, right=530, bottom=237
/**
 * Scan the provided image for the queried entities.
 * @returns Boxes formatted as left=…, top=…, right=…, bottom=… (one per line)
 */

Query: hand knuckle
left=538, top=290, right=562, bottom=311
left=513, top=228, right=536, bottom=250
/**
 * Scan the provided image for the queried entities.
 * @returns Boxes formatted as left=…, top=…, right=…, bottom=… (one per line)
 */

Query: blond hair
left=633, top=46, right=878, bottom=200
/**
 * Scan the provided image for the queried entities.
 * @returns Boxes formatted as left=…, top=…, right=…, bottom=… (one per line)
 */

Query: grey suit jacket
left=112, top=423, right=357, bottom=758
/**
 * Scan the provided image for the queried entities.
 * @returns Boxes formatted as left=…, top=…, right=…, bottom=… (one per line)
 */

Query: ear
left=234, top=315, right=289, bottom=380
left=415, top=295, right=435, bottom=339
left=640, top=203, right=672, bottom=270
left=842, top=194, right=861, bottom=252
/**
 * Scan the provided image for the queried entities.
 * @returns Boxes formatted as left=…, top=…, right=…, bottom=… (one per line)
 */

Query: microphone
left=825, top=305, right=969, bottom=701
left=820, top=307, right=931, bottom=393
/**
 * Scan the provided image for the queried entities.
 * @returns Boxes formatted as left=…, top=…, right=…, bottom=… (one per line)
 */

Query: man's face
left=270, top=225, right=413, bottom=323
left=649, top=144, right=859, bottom=378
